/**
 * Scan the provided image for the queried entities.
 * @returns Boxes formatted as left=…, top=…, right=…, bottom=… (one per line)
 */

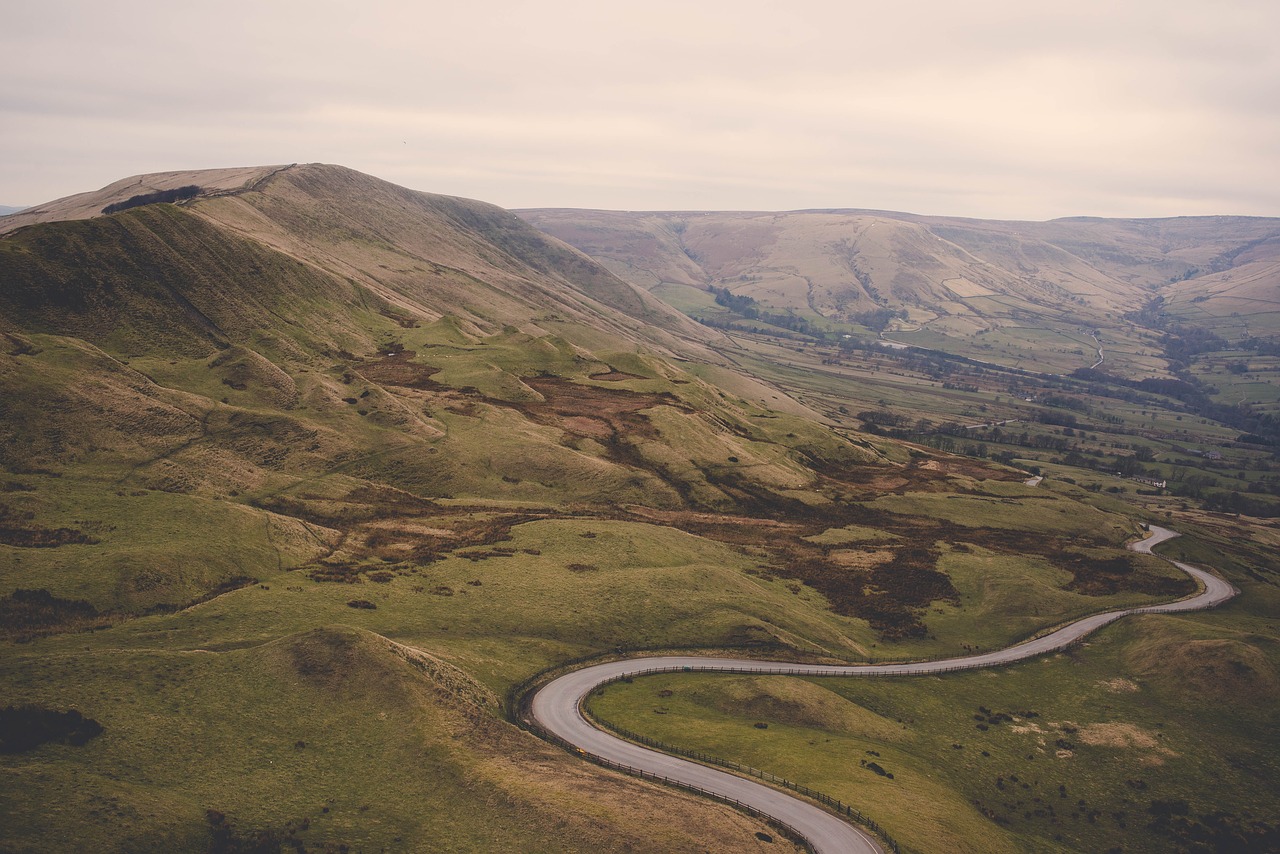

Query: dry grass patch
left=1077, top=722, right=1164, bottom=750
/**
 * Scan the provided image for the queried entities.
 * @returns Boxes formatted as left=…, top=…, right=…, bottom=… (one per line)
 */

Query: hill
left=2, top=165, right=1275, bottom=853
left=0, top=167, right=287, bottom=235
left=519, top=208, right=1280, bottom=376
left=2, top=165, right=721, bottom=360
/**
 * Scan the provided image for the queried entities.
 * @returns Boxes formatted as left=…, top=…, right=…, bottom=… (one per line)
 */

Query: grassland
left=549, top=264, right=1280, bottom=852
left=589, top=596, right=1279, bottom=853
left=701, top=326, right=1280, bottom=524
left=3, top=301, right=1207, bottom=851
left=2, top=624, right=801, bottom=853
left=5, top=167, right=1278, bottom=853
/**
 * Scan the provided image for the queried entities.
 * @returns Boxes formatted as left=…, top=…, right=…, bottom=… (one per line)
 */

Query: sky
left=3, top=0, right=1279, bottom=220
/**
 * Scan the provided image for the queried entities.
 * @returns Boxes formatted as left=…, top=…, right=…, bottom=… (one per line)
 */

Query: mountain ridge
left=2, top=163, right=739, bottom=365
left=519, top=206, right=1280, bottom=376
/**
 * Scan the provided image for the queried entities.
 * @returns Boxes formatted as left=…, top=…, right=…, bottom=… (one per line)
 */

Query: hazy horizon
left=4, top=1, right=1278, bottom=221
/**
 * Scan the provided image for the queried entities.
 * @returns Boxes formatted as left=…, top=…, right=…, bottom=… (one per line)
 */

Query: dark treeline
left=1072, top=366, right=1280, bottom=444
left=711, top=286, right=760, bottom=317
left=1161, top=326, right=1228, bottom=368
left=709, top=287, right=818, bottom=335
left=1242, top=337, right=1280, bottom=357
left=1203, top=490, right=1280, bottom=517
left=849, top=307, right=908, bottom=332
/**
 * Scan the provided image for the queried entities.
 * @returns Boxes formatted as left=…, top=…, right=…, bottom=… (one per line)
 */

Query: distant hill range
left=0, top=205, right=26, bottom=216
left=519, top=208, right=1280, bottom=372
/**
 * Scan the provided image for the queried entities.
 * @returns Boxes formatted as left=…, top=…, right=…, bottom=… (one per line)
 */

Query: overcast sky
left=3, top=0, right=1278, bottom=219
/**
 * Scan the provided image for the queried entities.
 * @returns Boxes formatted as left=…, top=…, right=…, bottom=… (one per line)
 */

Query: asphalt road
left=528, top=526, right=1237, bottom=853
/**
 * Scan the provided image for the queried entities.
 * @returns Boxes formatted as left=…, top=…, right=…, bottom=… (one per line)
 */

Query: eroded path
left=528, top=527, right=1237, bottom=853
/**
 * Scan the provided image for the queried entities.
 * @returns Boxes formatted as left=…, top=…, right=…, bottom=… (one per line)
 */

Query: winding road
left=528, top=526, right=1237, bottom=853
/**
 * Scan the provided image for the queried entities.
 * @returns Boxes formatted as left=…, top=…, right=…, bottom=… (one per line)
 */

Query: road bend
left=528, top=526, right=1237, bottom=854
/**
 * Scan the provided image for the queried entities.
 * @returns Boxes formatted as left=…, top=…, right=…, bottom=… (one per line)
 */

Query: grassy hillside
left=3, top=625, right=799, bottom=853
left=520, top=208, right=1280, bottom=375
left=3, top=166, right=1274, bottom=852
left=589, top=528, right=1280, bottom=854
left=0, top=204, right=370, bottom=358
left=195, top=165, right=722, bottom=360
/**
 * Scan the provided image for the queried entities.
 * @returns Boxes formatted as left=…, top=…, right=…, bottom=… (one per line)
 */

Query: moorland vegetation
left=0, top=164, right=1275, bottom=853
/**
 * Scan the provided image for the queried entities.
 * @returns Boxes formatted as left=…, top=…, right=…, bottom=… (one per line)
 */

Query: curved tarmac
left=529, top=526, right=1237, bottom=853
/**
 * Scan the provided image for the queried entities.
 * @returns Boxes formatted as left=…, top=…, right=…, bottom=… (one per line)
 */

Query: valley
left=1, top=165, right=1276, bottom=853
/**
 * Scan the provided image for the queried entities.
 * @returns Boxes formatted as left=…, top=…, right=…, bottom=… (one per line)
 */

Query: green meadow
left=589, top=608, right=1279, bottom=854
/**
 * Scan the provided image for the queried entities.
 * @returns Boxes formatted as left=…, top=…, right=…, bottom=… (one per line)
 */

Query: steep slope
left=0, top=202, right=368, bottom=358
left=1160, top=231, right=1280, bottom=337
left=0, top=163, right=1195, bottom=627
left=4, top=164, right=719, bottom=361
left=522, top=209, right=1280, bottom=315
left=0, top=163, right=900, bottom=619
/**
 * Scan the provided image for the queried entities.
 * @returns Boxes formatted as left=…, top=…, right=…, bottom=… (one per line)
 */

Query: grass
left=2, top=191, right=866, bottom=848
left=914, top=545, right=1190, bottom=654
left=882, top=316, right=1163, bottom=379
left=650, top=282, right=720, bottom=314
left=0, top=473, right=321, bottom=614
left=5, top=292, right=1172, bottom=662
left=589, top=608, right=1280, bottom=854
left=3, top=472, right=1209, bottom=848
left=1, top=626, right=797, bottom=853
left=1189, top=353, right=1280, bottom=412
left=866, top=488, right=1135, bottom=542
left=5, top=166, right=1278, bottom=852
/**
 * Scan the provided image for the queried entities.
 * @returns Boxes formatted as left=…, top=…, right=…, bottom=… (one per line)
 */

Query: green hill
left=2, top=165, right=1273, bottom=853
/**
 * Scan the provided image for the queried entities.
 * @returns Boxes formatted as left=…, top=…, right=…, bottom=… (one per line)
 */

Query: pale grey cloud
left=2, top=0, right=1277, bottom=219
